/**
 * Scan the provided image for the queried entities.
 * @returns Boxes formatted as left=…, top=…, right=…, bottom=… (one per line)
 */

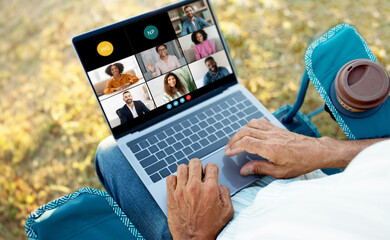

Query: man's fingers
left=240, top=160, right=286, bottom=178
left=177, top=164, right=189, bottom=187
left=218, top=185, right=231, bottom=206
left=204, top=162, right=219, bottom=184
left=166, top=175, right=177, bottom=206
left=225, top=125, right=266, bottom=151
left=188, top=158, right=202, bottom=183
left=225, top=136, right=274, bottom=160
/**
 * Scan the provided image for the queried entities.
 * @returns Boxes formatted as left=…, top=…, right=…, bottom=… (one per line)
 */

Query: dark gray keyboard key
left=165, top=128, right=174, bottom=136
left=246, top=112, right=263, bottom=122
left=221, top=110, right=230, bottom=117
left=156, top=132, right=167, bottom=140
left=199, top=139, right=210, bottom=147
left=181, top=120, right=191, bottom=128
left=207, top=134, right=217, bottom=143
left=128, top=144, right=141, bottom=153
left=214, top=113, right=223, bottom=120
left=140, top=155, right=157, bottom=168
left=206, top=117, right=216, bottom=125
left=174, top=132, right=184, bottom=141
left=236, top=103, right=245, bottom=110
left=181, top=138, right=191, bottom=146
left=188, top=137, right=229, bottom=160
left=190, top=125, right=200, bottom=133
left=198, top=121, right=208, bottom=129
left=212, top=105, right=222, bottom=113
left=168, top=163, right=178, bottom=173
left=145, top=160, right=167, bottom=175
left=183, top=147, right=193, bottom=155
left=244, top=106, right=257, bottom=115
left=222, top=119, right=231, bottom=125
left=182, top=129, right=192, bottom=136
left=237, top=111, right=245, bottom=118
left=157, top=141, right=168, bottom=149
left=174, top=151, right=185, bottom=160
left=198, top=130, right=207, bottom=138
left=191, top=142, right=201, bottom=151
left=166, top=137, right=175, bottom=145
left=214, top=122, right=223, bottom=130
left=227, top=99, right=236, bottom=105
left=156, top=150, right=166, bottom=159
left=234, top=93, right=245, bottom=102
left=159, top=168, right=171, bottom=178
left=242, top=100, right=251, bottom=107
left=139, top=140, right=149, bottom=149
left=177, top=159, right=189, bottom=165
left=135, top=149, right=150, bottom=160
left=166, top=155, right=176, bottom=164
left=196, top=112, right=206, bottom=119
left=148, top=145, right=159, bottom=154
left=215, top=130, right=225, bottom=138
left=238, top=119, right=247, bottom=126
left=223, top=126, right=233, bottom=134
left=231, top=123, right=240, bottom=131
left=220, top=102, right=228, bottom=109
left=206, top=126, right=216, bottom=134
left=228, top=132, right=235, bottom=138
left=165, top=146, right=175, bottom=155
left=229, top=115, right=238, bottom=123
left=229, top=106, right=238, bottom=113
left=147, top=136, right=158, bottom=145
left=189, top=116, right=199, bottom=124
left=204, top=109, right=213, bottom=117
left=150, top=173, right=161, bottom=183
left=173, top=142, right=183, bottom=151
left=190, top=134, right=200, bottom=142
left=173, top=124, right=183, bottom=132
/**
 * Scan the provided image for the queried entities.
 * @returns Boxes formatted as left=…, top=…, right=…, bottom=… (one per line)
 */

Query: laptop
left=72, top=0, right=285, bottom=215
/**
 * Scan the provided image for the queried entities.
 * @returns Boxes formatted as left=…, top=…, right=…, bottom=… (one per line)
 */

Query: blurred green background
left=1, top=0, right=389, bottom=239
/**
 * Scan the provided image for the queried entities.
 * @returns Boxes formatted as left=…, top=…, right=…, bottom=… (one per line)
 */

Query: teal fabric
left=305, top=24, right=390, bottom=139
left=25, top=188, right=144, bottom=240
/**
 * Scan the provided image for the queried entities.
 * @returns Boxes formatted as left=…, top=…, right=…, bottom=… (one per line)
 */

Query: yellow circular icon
left=97, top=41, right=114, bottom=56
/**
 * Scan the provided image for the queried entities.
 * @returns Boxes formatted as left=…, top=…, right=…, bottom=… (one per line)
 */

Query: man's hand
left=166, top=159, right=233, bottom=240
left=225, top=118, right=345, bottom=179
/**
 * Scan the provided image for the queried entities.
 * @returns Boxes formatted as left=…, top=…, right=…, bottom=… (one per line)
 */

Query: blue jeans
left=95, top=136, right=172, bottom=240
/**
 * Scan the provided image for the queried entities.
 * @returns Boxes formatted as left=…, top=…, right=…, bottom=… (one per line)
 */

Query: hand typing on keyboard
left=224, top=118, right=335, bottom=179
left=166, top=159, right=233, bottom=240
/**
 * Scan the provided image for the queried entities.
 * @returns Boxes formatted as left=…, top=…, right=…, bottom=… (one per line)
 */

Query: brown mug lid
left=335, top=59, right=390, bottom=111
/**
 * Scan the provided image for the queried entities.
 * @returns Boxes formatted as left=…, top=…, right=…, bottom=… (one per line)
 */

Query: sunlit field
left=2, top=0, right=390, bottom=238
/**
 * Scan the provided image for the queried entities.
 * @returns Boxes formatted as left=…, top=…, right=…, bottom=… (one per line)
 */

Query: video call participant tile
left=74, top=27, right=134, bottom=72
left=147, top=65, right=196, bottom=107
left=136, top=39, right=187, bottom=81
left=124, top=12, right=177, bottom=54
left=100, top=83, right=156, bottom=128
left=188, top=51, right=232, bottom=89
left=178, top=25, right=223, bottom=64
left=87, top=56, right=144, bottom=100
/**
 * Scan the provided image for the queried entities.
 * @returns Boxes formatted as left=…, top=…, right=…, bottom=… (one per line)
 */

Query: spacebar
left=188, top=137, right=230, bottom=160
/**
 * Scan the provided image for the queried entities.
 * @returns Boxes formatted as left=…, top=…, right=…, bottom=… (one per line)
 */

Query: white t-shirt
left=219, top=140, right=390, bottom=240
left=127, top=104, right=138, bottom=119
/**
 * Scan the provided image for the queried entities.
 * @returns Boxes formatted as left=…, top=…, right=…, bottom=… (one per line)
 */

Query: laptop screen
left=73, top=0, right=236, bottom=137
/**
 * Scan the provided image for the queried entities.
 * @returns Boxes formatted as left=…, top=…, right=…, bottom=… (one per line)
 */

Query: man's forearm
left=317, top=137, right=388, bottom=169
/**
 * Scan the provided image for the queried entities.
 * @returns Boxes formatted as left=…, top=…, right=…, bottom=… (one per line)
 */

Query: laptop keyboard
left=126, top=91, right=263, bottom=183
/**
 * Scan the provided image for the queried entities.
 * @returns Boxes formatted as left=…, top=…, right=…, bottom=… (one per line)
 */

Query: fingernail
left=225, top=147, right=231, bottom=155
left=242, top=166, right=253, bottom=175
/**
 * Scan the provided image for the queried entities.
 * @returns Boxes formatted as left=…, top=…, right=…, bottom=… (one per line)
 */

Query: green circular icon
left=144, top=25, right=159, bottom=40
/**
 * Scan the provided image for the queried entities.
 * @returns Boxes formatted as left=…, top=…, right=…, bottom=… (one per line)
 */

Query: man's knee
left=95, top=136, right=118, bottom=185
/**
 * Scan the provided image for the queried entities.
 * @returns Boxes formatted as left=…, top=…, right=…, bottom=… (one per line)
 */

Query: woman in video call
left=146, top=44, right=181, bottom=78
left=103, top=63, right=139, bottom=94
left=162, top=72, right=188, bottom=103
left=192, top=29, right=216, bottom=60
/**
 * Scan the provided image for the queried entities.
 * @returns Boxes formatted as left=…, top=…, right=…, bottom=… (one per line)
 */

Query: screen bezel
left=72, top=0, right=238, bottom=139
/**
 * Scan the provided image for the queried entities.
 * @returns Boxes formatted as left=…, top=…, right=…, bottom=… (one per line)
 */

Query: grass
left=1, top=0, right=390, bottom=239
